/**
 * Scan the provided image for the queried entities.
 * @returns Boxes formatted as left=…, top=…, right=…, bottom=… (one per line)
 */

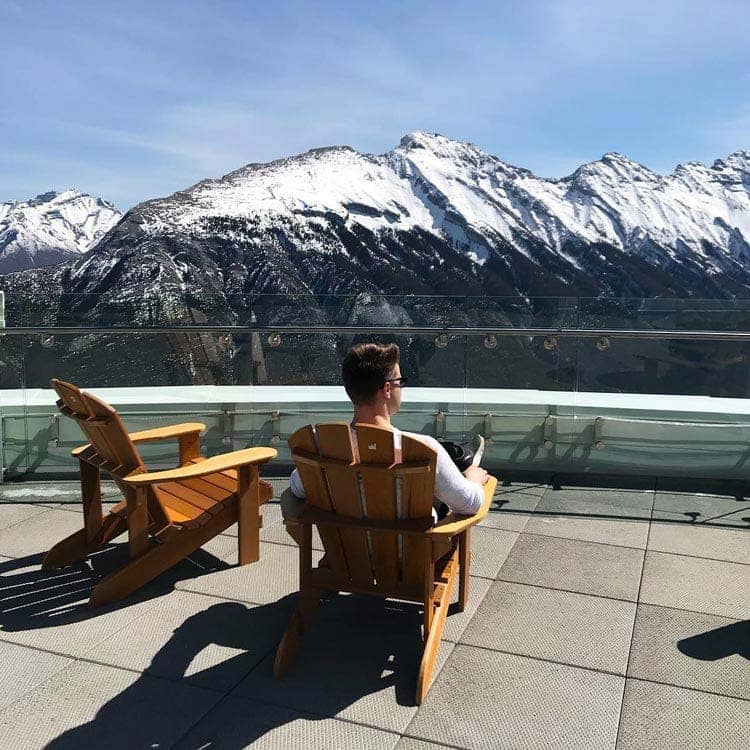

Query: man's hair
left=341, top=343, right=400, bottom=405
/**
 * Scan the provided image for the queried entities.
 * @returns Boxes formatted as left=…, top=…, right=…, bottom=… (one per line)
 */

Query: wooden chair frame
left=273, top=422, right=496, bottom=704
left=43, top=379, right=276, bottom=606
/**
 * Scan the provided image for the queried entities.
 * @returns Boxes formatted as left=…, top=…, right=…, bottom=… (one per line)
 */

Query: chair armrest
left=128, top=422, right=206, bottom=443
left=69, top=422, right=206, bottom=459
left=428, top=475, right=498, bottom=537
left=123, top=447, right=277, bottom=486
left=71, top=443, right=92, bottom=458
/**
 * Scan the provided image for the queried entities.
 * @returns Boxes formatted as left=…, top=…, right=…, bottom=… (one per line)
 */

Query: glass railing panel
left=3, top=294, right=750, bottom=484
left=248, top=292, right=474, bottom=328
left=466, top=332, right=578, bottom=391
left=580, top=296, right=750, bottom=332
left=0, top=332, right=28, bottom=480
left=472, top=295, right=579, bottom=329
left=577, top=298, right=750, bottom=396
left=575, top=333, right=750, bottom=398
left=5, top=330, right=254, bottom=477
left=571, top=301, right=750, bottom=483
left=250, top=328, right=472, bottom=388
left=465, top=321, right=579, bottom=477
left=18, top=331, right=244, bottom=389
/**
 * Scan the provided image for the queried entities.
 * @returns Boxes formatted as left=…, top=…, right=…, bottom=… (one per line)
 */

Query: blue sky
left=1, top=0, right=748, bottom=210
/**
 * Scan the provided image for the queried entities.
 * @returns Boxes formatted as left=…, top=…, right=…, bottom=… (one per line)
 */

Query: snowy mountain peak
left=0, top=189, right=122, bottom=273
left=396, top=130, right=490, bottom=164
left=572, top=153, right=660, bottom=187
left=397, top=131, right=448, bottom=149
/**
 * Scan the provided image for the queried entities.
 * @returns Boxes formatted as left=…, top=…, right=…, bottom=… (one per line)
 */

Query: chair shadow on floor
left=0, top=543, right=232, bottom=633
left=42, top=593, right=426, bottom=749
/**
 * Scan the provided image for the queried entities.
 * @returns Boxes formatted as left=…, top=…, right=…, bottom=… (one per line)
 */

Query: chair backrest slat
left=80, top=392, right=143, bottom=472
left=314, top=423, right=372, bottom=586
left=400, top=434, right=438, bottom=587
left=289, top=422, right=437, bottom=593
left=354, top=424, right=399, bottom=588
left=287, top=426, right=350, bottom=576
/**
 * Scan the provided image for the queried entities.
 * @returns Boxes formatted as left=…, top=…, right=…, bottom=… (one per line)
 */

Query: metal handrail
left=4, top=324, right=750, bottom=341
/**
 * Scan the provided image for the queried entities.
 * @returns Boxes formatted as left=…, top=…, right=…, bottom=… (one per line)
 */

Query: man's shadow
left=43, top=594, right=427, bottom=749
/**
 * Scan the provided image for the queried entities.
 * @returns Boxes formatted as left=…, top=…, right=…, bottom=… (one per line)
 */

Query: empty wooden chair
left=273, top=422, right=496, bottom=704
left=43, top=379, right=277, bottom=606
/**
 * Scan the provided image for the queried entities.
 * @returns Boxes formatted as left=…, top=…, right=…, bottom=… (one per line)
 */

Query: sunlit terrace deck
left=1, top=302, right=749, bottom=746
left=0, top=478, right=747, bottom=749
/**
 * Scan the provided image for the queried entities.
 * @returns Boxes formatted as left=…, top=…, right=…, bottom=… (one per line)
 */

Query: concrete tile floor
left=0, top=480, right=746, bottom=749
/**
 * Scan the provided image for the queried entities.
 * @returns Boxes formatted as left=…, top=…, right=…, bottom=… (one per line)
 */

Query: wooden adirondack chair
left=273, top=422, right=497, bottom=704
left=43, top=379, right=277, bottom=606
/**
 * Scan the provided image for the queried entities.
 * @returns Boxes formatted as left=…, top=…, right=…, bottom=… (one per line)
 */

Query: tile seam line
left=492, top=577, right=638, bottom=605
left=166, top=638, right=290, bottom=750
left=1, top=571, right=490, bottom=647
left=173, top=585, right=277, bottom=607
left=73, top=623, right=277, bottom=697
left=635, top=598, right=749, bottom=622
left=164, top=691, right=243, bottom=750
left=0, top=647, right=225, bottom=725
left=482, top=574, right=748, bottom=621
left=0, top=644, right=744, bottom=740
left=0, top=506, right=56, bottom=534
left=399, top=731, right=467, bottom=750
left=632, top=600, right=742, bottom=622
left=645, top=548, right=750, bottom=568
left=209, top=535, right=750, bottom=569
left=518, top=528, right=750, bottom=566
left=0, top=640, right=228, bottom=694
left=0, top=646, right=75, bottom=716
left=219, top=688, right=406, bottom=742
left=253, top=538, right=324, bottom=552
left=623, top=674, right=750, bottom=704
left=518, top=528, right=647, bottom=551
left=614, top=488, right=655, bottom=748
left=451, top=641, right=628, bottom=680
left=38, top=584, right=171, bottom=662
left=0, top=636, right=94, bottom=663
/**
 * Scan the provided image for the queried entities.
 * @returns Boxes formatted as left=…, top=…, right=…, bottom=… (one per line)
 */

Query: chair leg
left=79, top=459, right=104, bottom=544
left=274, top=586, right=321, bottom=678
left=237, top=466, right=260, bottom=565
left=458, top=529, right=471, bottom=612
left=416, top=551, right=458, bottom=704
left=42, top=510, right=128, bottom=569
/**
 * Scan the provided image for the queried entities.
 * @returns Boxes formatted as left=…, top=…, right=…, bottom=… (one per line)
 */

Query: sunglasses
left=384, top=376, right=408, bottom=387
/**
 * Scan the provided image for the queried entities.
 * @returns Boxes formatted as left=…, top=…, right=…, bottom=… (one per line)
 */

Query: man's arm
left=289, top=467, right=306, bottom=499
left=404, top=433, right=485, bottom=514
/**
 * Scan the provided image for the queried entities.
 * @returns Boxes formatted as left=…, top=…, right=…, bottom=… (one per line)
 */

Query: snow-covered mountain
left=4, top=133, right=750, bottom=328
left=0, top=190, right=121, bottom=273
left=127, top=132, right=750, bottom=265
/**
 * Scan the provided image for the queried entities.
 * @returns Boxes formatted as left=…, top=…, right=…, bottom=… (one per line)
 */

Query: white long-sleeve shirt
left=289, top=426, right=483, bottom=516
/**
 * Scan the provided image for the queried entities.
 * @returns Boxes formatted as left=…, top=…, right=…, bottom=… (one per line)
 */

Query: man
left=284, top=342, right=489, bottom=530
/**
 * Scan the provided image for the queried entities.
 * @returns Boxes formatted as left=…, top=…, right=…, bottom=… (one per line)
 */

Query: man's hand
left=463, top=465, right=489, bottom=485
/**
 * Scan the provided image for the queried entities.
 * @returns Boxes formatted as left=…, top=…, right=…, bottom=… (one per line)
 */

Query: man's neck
left=352, top=403, right=392, bottom=429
